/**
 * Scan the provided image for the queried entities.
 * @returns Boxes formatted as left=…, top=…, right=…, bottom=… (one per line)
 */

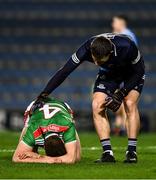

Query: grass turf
left=0, top=131, right=156, bottom=179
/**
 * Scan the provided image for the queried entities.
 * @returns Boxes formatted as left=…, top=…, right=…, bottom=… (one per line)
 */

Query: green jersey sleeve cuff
left=65, top=140, right=77, bottom=144
left=21, top=140, right=34, bottom=148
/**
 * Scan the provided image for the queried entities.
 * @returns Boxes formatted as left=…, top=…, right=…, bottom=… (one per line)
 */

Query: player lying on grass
left=29, top=33, right=145, bottom=163
left=12, top=97, right=81, bottom=164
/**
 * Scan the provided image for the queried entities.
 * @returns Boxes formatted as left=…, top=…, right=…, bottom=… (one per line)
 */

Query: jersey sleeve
left=128, top=41, right=141, bottom=64
left=72, top=39, right=91, bottom=64
left=23, top=101, right=35, bottom=127
left=63, top=123, right=76, bottom=144
left=42, top=40, right=91, bottom=95
left=22, top=126, right=35, bottom=147
left=124, top=42, right=145, bottom=92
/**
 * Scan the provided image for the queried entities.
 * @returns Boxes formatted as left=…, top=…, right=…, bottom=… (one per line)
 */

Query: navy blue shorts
left=93, top=73, right=145, bottom=95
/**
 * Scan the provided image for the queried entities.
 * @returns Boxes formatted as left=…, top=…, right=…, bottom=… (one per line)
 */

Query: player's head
left=91, top=36, right=113, bottom=65
left=44, top=134, right=66, bottom=157
left=112, top=14, right=128, bottom=33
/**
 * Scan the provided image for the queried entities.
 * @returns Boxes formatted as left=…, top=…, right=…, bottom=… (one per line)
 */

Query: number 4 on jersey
left=39, top=104, right=61, bottom=119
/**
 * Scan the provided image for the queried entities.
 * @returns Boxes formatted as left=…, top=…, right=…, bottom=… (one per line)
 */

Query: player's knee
left=124, top=99, right=137, bottom=114
left=92, top=98, right=105, bottom=116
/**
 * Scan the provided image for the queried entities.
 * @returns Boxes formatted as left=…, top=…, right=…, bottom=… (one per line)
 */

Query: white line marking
left=0, top=146, right=156, bottom=153
left=0, top=149, right=15, bottom=152
left=83, top=146, right=156, bottom=151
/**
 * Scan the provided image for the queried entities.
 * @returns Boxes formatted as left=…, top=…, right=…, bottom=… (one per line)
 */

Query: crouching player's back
left=13, top=97, right=81, bottom=164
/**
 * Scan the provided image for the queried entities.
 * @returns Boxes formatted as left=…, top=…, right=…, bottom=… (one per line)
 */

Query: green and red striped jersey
left=22, top=97, right=76, bottom=147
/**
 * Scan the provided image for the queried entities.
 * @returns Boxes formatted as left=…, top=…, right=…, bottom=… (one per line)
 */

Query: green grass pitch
left=0, top=131, right=156, bottom=179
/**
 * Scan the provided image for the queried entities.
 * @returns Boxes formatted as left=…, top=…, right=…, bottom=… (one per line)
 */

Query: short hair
left=44, top=135, right=66, bottom=157
left=114, top=14, right=129, bottom=24
left=91, top=36, right=112, bottom=60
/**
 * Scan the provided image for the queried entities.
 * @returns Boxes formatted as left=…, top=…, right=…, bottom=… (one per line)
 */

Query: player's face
left=92, top=54, right=111, bottom=66
left=112, top=17, right=124, bottom=33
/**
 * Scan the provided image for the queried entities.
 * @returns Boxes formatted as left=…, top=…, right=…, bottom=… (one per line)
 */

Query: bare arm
left=12, top=141, right=59, bottom=164
left=54, top=141, right=77, bottom=164
left=19, top=127, right=27, bottom=142
left=75, top=131, right=81, bottom=162
left=14, top=155, right=60, bottom=164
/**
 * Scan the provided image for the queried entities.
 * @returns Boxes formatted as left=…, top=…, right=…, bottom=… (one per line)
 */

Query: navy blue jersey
left=43, top=33, right=145, bottom=94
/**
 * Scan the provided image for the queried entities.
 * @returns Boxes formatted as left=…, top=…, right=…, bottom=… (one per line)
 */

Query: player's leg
left=92, top=71, right=120, bottom=162
left=123, top=90, right=140, bottom=163
left=113, top=103, right=126, bottom=136
left=92, top=92, right=115, bottom=162
left=92, top=92, right=110, bottom=139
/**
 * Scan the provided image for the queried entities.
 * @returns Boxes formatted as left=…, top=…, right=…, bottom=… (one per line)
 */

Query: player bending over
left=30, top=33, right=145, bottom=163
left=12, top=97, right=81, bottom=164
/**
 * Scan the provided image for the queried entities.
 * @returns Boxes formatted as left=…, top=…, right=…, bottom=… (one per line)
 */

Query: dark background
left=0, top=0, right=155, bottom=131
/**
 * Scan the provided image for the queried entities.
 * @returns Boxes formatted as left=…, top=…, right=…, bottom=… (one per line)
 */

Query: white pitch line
left=0, top=149, right=15, bottom=152
left=0, top=146, right=156, bottom=153
left=83, top=146, right=156, bottom=150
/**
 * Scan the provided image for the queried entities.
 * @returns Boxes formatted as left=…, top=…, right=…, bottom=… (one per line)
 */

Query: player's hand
left=105, top=95, right=122, bottom=112
left=18, top=152, right=40, bottom=160
left=29, top=92, right=49, bottom=115
left=105, top=89, right=127, bottom=112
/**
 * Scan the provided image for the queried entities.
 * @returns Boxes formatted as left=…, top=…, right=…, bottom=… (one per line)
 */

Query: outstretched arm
left=41, top=39, right=91, bottom=95
left=29, top=40, right=91, bottom=114
left=42, top=58, right=80, bottom=95
left=28, top=58, right=82, bottom=114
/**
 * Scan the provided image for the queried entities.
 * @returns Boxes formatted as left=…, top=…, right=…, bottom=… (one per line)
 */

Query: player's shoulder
left=57, top=117, right=74, bottom=127
left=94, top=33, right=133, bottom=48
left=113, top=34, right=134, bottom=49
left=27, top=115, right=39, bottom=128
left=25, top=121, right=37, bottom=136
left=78, top=36, right=93, bottom=50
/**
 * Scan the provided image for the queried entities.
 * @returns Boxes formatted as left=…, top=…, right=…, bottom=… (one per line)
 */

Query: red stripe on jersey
left=33, top=124, right=69, bottom=139
left=33, top=128, right=42, bottom=139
